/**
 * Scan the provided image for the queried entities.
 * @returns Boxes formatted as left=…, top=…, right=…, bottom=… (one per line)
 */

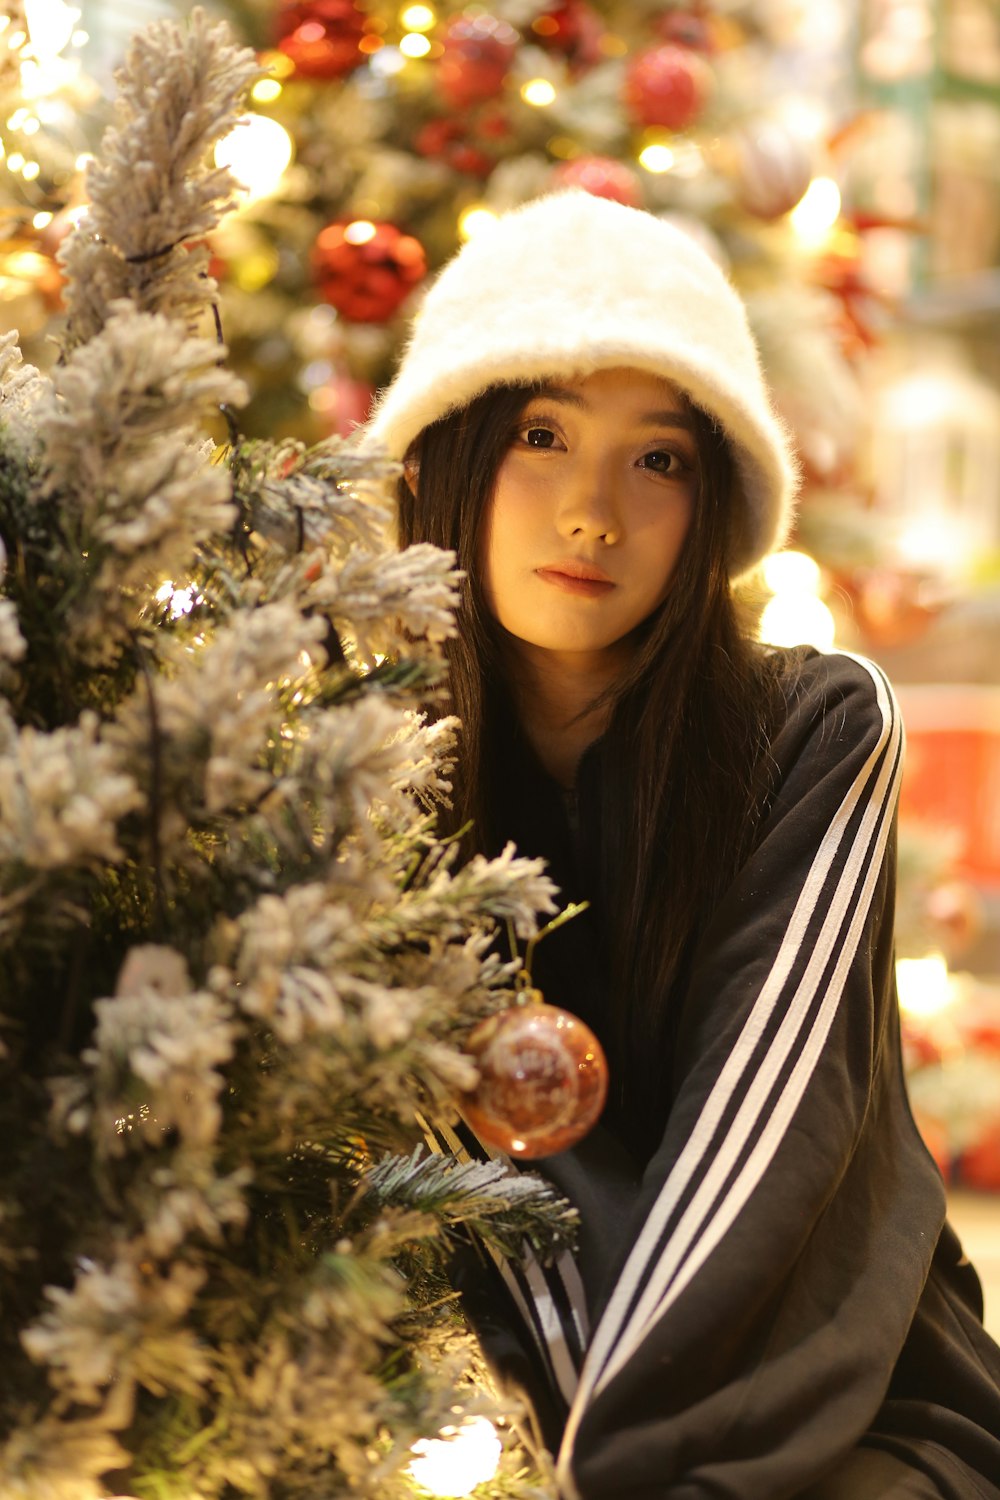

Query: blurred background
left=3, top=0, right=1000, bottom=1329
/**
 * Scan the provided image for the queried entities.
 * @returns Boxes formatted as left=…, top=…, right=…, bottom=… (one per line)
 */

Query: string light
left=758, top=549, right=835, bottom=650
left=896, top=955, right=955, bottom=1019
left=259, top=48, right=296, bottom=79
left=250, top=78, right=283, bottom=103
left=400, top=4, right=436, bottom=31
left=521, top=77, right=556, bottom=106
left=214, top=114, right=293, bottom=201
left=407, top=1417, right=502, bottom=1497
left=399, top=31, right=432, bottom=57
left=369, top=45, right=406, bottom=76
left=759, top=593, right=835, bottom=649
left=154, top=581, right=197, bottom=619
left=24, top=0, right=78, bottom=59
left=789, top=175, right=841, bottom=244
left=761, top=549, right=821, bottom=596
left=457, top=204, right=498, bottom=240
left=343, top=219, right=377, bottom=244
left=638, top=142, right=674, bottom=173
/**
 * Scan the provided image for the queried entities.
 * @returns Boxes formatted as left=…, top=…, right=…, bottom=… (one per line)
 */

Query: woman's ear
left=402, top=455, right=419, bottom=497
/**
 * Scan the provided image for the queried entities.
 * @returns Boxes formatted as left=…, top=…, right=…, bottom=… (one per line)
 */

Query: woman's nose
left=555, top=465, right=621, bottom=544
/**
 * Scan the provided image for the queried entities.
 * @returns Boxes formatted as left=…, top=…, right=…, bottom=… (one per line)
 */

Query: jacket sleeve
left=559, top=651, right=948, bottom=1500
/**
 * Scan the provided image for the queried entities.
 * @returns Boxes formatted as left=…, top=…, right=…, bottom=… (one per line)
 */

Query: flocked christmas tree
left=0, top=11, right=586, bottom=1496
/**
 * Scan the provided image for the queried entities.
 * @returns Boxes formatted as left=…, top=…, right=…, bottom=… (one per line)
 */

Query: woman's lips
left=536, top=564, right=615, bottom=597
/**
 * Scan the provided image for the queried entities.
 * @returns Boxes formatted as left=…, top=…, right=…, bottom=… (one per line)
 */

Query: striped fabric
left=560, top=655, right=902, bottom=1463
left=421, top=1115, right=589, bottom=1409
left=424, top=650, right=1000, bottom=1497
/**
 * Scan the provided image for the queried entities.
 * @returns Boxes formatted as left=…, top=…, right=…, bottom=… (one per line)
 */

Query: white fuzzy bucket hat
left=362, top=191, right=798, bottom=577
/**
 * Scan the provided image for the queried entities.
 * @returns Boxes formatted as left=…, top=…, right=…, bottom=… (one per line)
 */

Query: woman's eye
left=523, top=425, right=557, bottom=448
left=640, top=449, right=684, bottom=475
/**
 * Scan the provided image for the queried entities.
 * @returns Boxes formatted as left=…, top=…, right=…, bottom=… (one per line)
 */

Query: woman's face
left=481, top=367, right=698, bottom=662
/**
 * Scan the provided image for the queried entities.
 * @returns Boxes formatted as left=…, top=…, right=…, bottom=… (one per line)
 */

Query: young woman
left=362, top=192, right=1000, bottom=1499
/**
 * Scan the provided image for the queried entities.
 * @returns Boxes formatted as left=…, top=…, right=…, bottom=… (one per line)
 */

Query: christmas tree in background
left=206, top=0, right=868, bottom=483
left=0, top=11, right=584, bottom=1496
left=0, top=0, right=103, bottom=365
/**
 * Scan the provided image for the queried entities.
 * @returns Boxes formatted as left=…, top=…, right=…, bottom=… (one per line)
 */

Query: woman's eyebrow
left=529, top=385, right=697, bottom=431
left=638, top=409, right=698, bottom=431
left=530, top=384, right=587, bottom=408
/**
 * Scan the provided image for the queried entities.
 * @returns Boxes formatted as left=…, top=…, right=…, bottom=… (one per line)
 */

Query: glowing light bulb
left=789, top=175, right=841, bottom=244
left=214, top=114, right=293, bottom=201
left=408, top=1417, right=502, bottom=1497
left=24, top=0, right=78, bottom=60
left=761, top=549, right=821, bottom=596
left=638, top=142, right=675, bottom=173
left=400, top=4, right=436, bottom=30
left=458, top=205, right=498, bottom=241
left=896, top=955, right=954, bottom=1019
left=343, top=219, right=377, bottom=244
left=369, top=45, right=406, bottom=76
left=400, top=31, right=432, bottom=56
left=758, top=594, right=835, bottom=651
left=22, top=160, right=39, bottom=179
left=521, top=77, right=556, bottom=106
left=2, top=248, right=49, bottom=279
left=251, top=78, right=283, bottom=103
left=32, top=210, right=53, bottom=227
left=6, top=152, right=25, bottom=172
left=154, top=581, right=197, bottom=619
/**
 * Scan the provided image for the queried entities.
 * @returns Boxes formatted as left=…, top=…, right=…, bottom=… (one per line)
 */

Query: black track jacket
left=428, top=649, right=1000, bottom=1498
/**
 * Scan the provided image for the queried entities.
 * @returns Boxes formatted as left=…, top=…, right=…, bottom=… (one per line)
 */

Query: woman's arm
left=559, top=652, right=973, bottom=1498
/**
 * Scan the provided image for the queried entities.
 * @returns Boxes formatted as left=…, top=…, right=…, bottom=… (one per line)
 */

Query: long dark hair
left=398, top=382, right=789, bottom=1145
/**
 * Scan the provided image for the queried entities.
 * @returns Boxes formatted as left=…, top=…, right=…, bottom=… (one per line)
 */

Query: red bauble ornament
left=530, top=1, right=605, bottom=75
left=459, top=998, right=608, bottom=1158
left=731, top=122, right=813, bottom=220
left=311, top=220, right=427, bottom=323
left=552, top=155, right=642, bottom=207
left=274, top=0, right=368, bottom=80
left=437, top=13, right=519, bottom=109
left=623, top=44, right=712, bottom=132
left=415, top=118, right=495, bottom=177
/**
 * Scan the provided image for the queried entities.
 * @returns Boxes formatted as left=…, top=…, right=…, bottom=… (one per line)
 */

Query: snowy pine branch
left=59, top=7, right=259, bottom=344
left=367, top=1148, right=579, bottom=1263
